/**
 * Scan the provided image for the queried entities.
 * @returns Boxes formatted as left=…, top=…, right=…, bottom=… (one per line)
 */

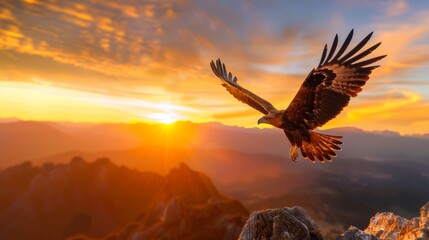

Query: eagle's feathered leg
left=284, top=131, right=299, bottom=161
left=290, top=146, right=298, bottom=161
left=300, top=131, right=343, bottom=162
left=285, top=130, right=342, bottom=162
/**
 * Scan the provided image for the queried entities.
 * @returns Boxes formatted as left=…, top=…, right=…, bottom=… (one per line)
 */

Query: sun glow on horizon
left=147, top=112, right=180, bottom=124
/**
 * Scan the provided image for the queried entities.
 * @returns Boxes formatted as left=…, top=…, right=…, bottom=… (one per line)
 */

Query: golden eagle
left=210, top=30, right=386, bottom=162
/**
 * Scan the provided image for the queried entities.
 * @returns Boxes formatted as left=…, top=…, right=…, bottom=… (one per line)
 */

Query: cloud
left=374, top=20, right=429, bottom=77
left=0, top=0, right=325, bottom=81
left=385, top=0, right=409, bottom=17
left=322, top=90, right=429, bottom=134
left=0, top=0, right=429, bottom=133
left=0, top=0, right=318, bottom=119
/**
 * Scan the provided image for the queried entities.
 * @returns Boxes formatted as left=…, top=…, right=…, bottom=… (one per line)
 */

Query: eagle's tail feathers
left=300, top=131, right=342, bottom=163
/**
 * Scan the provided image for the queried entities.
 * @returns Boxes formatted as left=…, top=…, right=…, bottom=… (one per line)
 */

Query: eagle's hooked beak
left=257, top=117, right=268, bottom=125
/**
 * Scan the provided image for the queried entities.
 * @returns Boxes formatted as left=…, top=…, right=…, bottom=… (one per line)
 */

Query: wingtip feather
left=324, top=34, right=339, bottom=64
left=319, top=44, right=328, bottom=67
left=339, top=31, right=374, bottom=63
left=333, top=29, right=354, bottom=61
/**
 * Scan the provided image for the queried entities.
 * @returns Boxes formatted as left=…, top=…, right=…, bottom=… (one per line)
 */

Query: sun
left=147, top=112, right=178, bottom=124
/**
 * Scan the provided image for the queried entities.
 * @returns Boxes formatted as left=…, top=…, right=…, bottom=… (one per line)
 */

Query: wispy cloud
left=385, top=0, right=409, bottom=17
left=323, top=90, right=429, bottom=134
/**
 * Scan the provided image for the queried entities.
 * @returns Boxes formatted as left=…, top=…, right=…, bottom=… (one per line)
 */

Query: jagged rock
left=396, top=213, right=429, bottom=240
left=362, top=203, right=429, bottom=240
left=364, top=212, right=408, bottom=239
left=420, top=202, right=429, bottom=218
left=238, top=206, right=323, bottom=240
left=336, top=226, right=377, bottom=240
left=337, top=201, right=429, bottom=240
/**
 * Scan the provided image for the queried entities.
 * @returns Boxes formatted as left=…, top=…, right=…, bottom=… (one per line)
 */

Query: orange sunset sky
left=1, top=0, right=429, bottom=134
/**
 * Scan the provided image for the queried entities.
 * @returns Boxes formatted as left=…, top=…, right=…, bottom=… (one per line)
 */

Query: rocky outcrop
left=238, top=206, right=323, bottom=240
left=364, top=212, right=409, bottom=239
left=340, top=201, right=429, bottom=240
left=240, top=202, right=429, bottom=240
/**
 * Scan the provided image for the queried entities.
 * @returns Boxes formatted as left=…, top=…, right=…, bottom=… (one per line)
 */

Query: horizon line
left=1, top=117, right=427, bottom=136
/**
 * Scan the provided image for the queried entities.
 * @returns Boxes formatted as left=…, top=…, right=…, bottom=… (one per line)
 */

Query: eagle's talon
left=290, top=145, right=298, bottom=161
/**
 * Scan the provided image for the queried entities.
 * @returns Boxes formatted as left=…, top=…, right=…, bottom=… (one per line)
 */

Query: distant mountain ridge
left=0, top=121, right=81, bottom=166
left=1, top=120, right=429, bottom=168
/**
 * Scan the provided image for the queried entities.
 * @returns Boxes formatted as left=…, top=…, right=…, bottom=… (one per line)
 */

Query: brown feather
left=210, top=59, right=277, bottom=114
left=324, top=34, right=338, bottom=64
left=284, top=31, right=385, bottom=129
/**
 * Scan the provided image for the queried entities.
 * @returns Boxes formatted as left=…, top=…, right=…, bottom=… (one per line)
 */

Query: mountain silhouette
left=0, top=158, right=247, bottom=240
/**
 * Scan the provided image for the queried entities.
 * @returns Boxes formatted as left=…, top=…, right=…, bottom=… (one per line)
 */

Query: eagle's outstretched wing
left=210, top=58, right=278, bottom=114
left=285, top=30, right=386, bottom=129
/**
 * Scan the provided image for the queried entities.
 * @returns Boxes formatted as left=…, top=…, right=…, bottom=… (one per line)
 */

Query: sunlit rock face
left=364, top=212, right=409, bottom=239
left=362, top=202, right=429, bottom=240
left=338, top=201, right=429, bottom=240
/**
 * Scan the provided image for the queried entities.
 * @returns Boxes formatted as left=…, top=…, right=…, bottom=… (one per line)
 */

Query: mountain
left=92, top=163, right=248, bottom=240
left=1, top=120, right=429, bottom=234
left=2, top=121, right=429, bottom=170
left=30, top=146, right=429, bottom=235
left=0, top=121, right=81, bottom=167
left=0, top=158, right=248, bottom=240
left=0, top=118, right=20, bottom=123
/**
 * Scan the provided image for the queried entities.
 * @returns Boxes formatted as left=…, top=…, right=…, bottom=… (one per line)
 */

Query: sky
left=1, top=0, right=429, bottom=134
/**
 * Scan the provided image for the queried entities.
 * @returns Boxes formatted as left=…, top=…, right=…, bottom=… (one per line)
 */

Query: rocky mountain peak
left=84, top=163, right=249, bottom=240
left=157, top=162, right=223, bottom=205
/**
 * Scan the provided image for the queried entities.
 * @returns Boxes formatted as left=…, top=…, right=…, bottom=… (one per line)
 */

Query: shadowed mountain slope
left=0, top=158, right=248, bottom=240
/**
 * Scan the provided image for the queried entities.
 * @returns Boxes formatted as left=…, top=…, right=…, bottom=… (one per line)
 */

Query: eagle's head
left=257, top=111, right=284, bottom=128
